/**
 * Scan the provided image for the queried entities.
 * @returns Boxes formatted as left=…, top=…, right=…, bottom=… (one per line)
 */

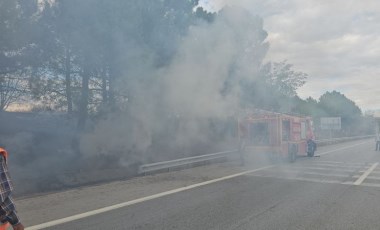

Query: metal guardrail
left=138, top=150, right=237, bottom=174
left=139, top=135, right=374, bottom=174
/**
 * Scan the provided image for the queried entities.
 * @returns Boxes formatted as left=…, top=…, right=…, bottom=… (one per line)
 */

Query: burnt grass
left=0, top=112, right=237, bottom=197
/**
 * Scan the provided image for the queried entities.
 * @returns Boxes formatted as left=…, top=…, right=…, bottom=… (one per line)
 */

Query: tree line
left=0, top=0, right=367, bottom=134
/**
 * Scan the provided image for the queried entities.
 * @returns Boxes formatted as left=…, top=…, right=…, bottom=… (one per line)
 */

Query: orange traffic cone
left=0, top=222, right=10, bottom=230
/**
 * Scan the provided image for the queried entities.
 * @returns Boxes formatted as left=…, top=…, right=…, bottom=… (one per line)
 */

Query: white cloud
left=203, top=0, right=380, bottom=110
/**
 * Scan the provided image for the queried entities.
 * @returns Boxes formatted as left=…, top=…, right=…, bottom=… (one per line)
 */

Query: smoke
left=163, top=20, right=239, bottom=117
left=0, top=119, right=78, bottom=195
left=79, top=6, right=268, bottom=166
left=1, top=4, right=270, bottom=195
left=80, top=113, right=151, bottom=165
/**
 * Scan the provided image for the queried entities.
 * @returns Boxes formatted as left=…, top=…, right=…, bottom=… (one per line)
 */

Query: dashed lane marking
left=354, top=162, right=379, bottom=185
left=290, top=165, right=359, bottom=173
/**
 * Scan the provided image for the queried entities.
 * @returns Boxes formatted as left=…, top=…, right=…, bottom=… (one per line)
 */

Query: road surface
left=19, top=139, right=380, bottom=230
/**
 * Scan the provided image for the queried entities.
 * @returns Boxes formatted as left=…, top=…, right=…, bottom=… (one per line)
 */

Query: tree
left=269, top=61, right=307, bottom=97
left=208, top=6, right=270, bottom=107
left=293, top=96, right=327, bottom=117
left=32, top=0, right=212, bottom=128
left=241, top=60, right=307, bottom=112
left=0, top=0, right=41, bottom=71
left=318, top=91, right=362, bottom=130
left=0, top=74, right=27, bottom=110
left=0, top=0, right=40, bottom=111
left=240, top=64, right=281, bottom=110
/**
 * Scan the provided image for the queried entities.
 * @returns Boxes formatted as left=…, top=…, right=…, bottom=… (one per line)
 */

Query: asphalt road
left=25, top=139, right=380, bottom=230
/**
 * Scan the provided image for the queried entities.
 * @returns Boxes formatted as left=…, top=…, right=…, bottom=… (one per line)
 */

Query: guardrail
left=139, top=150, right=237, bottom=175
left=139, top=135, right=374, bottom=174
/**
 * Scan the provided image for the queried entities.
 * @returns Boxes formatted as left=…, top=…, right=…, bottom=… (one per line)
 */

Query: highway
left=19, top=139, right=380, bottom=230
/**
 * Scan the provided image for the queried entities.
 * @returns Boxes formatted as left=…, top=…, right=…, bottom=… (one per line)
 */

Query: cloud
left=202, top=0, right=380, bottom=110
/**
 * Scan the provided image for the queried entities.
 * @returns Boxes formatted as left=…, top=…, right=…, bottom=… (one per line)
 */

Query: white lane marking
left=255, top=168, right=349, bottom=178
left=306, top=161, right=370, bottom=166
left=25, top=165, right=274, bottom=230
left=316, top=141, right=370, bottom=156
left=312, top=160, right=369, bottom=166
left=254, top=174, right=344, bottom=185
left=299, top=172, right=348, bottom=178
left=290, top=165, right=356, bottom=173
left=354, top=162, right=379, bottom=185
left=357, top=170, right=380, bottom=174
left=302, top=163, right=366, bottom=169
left=342, top=181, right=354, bottom=185
left=361, top=183, right=380, bottom=188
left=352, top=175, right=380, bottom=180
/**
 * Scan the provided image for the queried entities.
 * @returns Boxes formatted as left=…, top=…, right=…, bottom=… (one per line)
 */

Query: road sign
left=320, top=117, right=341, bottom=130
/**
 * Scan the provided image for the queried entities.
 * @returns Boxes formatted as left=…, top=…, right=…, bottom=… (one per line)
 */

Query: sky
left=199, top=0, right=380, bottom=111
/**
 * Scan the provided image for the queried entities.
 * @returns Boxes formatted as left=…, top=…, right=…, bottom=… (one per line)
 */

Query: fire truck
left=238, top=110, right=316, bottom=162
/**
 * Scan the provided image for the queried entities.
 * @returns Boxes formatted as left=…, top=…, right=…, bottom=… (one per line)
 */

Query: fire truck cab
left=239, top=111, right=316, bottom=162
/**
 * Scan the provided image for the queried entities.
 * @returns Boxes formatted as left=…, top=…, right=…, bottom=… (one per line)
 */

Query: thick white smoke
left=80, top=6, right=268, bottom=166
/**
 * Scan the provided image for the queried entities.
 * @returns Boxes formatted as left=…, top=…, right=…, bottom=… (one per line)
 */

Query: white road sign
left=320, top=117, right=341, bottom=130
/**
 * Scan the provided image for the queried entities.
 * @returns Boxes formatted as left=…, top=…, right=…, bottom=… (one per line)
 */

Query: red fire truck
left=238, top=110, right=316, bottom=162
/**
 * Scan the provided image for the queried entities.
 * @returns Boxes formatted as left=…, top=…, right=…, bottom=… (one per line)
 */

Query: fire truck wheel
left=289, top=144, right=297, bottom=163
